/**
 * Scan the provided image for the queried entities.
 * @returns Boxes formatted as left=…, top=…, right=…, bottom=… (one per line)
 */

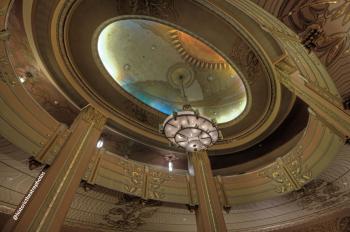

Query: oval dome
left=97, top=19, right=247, bottom=124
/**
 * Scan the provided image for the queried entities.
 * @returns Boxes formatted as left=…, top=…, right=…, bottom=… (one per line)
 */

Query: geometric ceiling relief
left=97, top=19, right=247, bottom=124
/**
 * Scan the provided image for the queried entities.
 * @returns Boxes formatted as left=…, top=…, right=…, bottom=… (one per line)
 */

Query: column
left=276, top=58, right=350, bottom=140
left=5, top=105, right=106, bottom=232
left=188, top=151, right=227, bottom=232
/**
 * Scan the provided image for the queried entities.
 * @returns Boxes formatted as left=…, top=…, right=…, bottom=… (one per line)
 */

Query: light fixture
left=19, top=76, right=26, bottom=83
left=161, top=75, right=221, bottom=152
left=96, top=138, right=104, bottom=148
left=168, top=161, right=173, bottom=172
left=164, top=154, right=178, bottom=172
left=162, top=105, right=220, bottom=152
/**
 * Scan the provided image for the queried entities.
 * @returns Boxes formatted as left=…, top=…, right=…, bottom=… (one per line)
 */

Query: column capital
left=76, top=105, right=107, bottom=130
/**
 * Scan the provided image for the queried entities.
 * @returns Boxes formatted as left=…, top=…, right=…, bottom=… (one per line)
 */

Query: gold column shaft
left=6, top=106, right=106, bottom=232
left=189, top=151, right=227, bottom=232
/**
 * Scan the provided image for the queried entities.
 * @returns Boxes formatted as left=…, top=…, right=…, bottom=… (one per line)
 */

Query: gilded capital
left=77, top=105, right=107, bottom=130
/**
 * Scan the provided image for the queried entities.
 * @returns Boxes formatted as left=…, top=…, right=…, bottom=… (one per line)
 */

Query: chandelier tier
left=162, top=105, right=221, bottom=152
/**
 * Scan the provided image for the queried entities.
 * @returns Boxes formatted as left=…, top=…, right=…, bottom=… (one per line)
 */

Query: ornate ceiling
left=5, top=0, right=300, bottom=172
left=0, top=0, right=350, bottom=231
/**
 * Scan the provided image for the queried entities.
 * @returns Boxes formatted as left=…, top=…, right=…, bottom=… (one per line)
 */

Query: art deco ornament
left=161, top=104, right=221, bottom=152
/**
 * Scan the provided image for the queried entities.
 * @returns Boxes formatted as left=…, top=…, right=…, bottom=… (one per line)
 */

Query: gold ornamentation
left=116, top=0, right=178, bottom=20
left=78, top=106, right=106, bottom=130
left=300, top=23, right=324, bottom=52
left=278, top=0, right=350, bottom=67
left=103, top=194, right=161, bottom=232
left=289, top=179, right=350, bottom=211
left=120, top=160, right=171, bottom=200
left=0, top=56, right=19, bottom=87
left=148, top=168, right=172, bottom=199
left=230, top=41, right=263, bottom=85
left=259, top=146, right=312, bottom=193
left=0, top=70, right=18, bottom=86
left=120, top=161, right=145, bottom=195
left=169, top=30, right=228, bottom=69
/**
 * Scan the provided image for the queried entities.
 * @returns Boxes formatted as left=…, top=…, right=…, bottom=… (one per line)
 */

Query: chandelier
left=162, top=105, right=220, bottom=152
left=161, top=75, right=221, bottom=152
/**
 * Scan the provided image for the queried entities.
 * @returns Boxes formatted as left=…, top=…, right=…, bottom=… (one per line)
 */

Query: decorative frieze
left=120, top=161, right=145, bottom=196
left=259, top=146, right=312, bottom=193
left=120, top=160, right=172, bottom=200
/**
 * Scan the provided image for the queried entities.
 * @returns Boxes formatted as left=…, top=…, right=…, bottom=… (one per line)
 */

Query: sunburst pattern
left=169, top=30, right=229, bottom=70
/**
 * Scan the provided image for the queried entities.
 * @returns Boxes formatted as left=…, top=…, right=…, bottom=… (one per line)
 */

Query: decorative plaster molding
left=77, top=106, right=107, bottom=130
left=102, top=194, right=161, bottom=232
left=259, top=146, right=312, bottom=193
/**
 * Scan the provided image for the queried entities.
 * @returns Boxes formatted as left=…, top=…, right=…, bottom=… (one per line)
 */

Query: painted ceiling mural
left=97, top=19, right=247, bottom=124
